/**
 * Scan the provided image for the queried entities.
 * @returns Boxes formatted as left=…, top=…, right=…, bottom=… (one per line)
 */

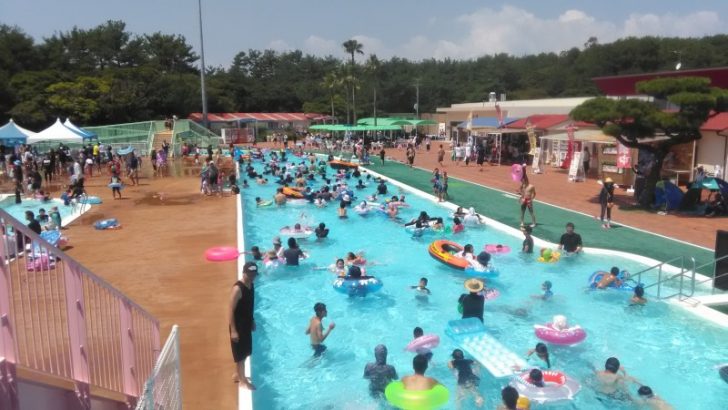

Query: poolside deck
left=58, top=163, right=238, bottom=409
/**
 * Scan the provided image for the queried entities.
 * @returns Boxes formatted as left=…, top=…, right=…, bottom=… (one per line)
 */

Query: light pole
left=198, top=0, right=209, bottom=129
left=415, top=82, right=420, bottom=118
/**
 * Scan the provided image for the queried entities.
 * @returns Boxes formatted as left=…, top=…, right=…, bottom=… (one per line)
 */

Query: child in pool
left=410, top=327, right=433, bottom=361
left=410, top=277, right=431, bottom=295
left=630, top=285, right=647, bottom=305
left=448, top=349, right=484, bottom=407
left=525, top=343, right=554, bottom=369
left=452, top=217, right=464, bottom=233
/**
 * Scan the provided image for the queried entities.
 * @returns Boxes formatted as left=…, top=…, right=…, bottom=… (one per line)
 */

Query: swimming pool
left=239, top=158, right=728, bottom=409
left=0, top=196, right=86, bottom=227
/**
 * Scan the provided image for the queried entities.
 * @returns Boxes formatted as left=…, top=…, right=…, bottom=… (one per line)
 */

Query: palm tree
left=365, top=54, right=381, bottom=127
left=342, top=39, right=364, bottom=65
left=342, top=39, right=364, bottom=123
left=321, top=71, right=340, bottom=121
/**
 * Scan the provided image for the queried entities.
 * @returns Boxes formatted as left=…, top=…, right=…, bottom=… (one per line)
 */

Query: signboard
left=532, top=147, right=543, bottom=174
left=569, top=150, right=583, bottom=181
left=617, top=142, right=631, bottom=169
left=527, top=125, right=537, bottom=156
left=438, top=123, right=446, bottom=134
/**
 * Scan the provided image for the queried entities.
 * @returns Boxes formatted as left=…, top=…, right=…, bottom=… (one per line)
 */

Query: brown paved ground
left=55, top=162, right=238, bottom=409
left=379, top=144, right=718, bottom=249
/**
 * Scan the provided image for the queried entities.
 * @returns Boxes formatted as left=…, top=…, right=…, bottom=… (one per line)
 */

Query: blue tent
left=457, top=117, right=519, bottom=129
left=654, top=180, right=684, bottom=211
left=0, top=119, right=34, bottom=146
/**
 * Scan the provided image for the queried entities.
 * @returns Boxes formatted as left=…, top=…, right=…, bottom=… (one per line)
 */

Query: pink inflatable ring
left=484, top=244, right=511, bottom=254
left=405, top=334, right=440, bottom=353
left=205, top=246, right=240, bottom=262
left=534, top=323, right=586, bottom=346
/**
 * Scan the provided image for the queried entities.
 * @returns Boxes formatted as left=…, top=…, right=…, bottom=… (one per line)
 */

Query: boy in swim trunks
left=518, top=173, right=536, bottom=227
left=306, top=302, right=335, bottom=357
left=402, top=354, right=441, bottom=391
left=595, top=267, right=622, bottom=289
left=410, top=277, right=431, bottom=295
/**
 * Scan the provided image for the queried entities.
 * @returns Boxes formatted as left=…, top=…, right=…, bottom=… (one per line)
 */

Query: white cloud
left=267, top=39, right=290, bottom=52
left=288, top=6, right=725, bottom=61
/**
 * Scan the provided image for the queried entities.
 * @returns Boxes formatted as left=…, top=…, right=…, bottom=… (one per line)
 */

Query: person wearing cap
left=267, top=237, right=284, bottom=259
left=229, top=262, right=258, bottom=389
left=458, top=279, right=485, bottom=322
left=306, top=302, right=335, bottom=357
left=637, top=385, right=673, bottom=409
left=363, top=344, right=398, bottom=398
left=599, top=177, right=616, bottom=228
left=522, top=225, right=534, bottom=253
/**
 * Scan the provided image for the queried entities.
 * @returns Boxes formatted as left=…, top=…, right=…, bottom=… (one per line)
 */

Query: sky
left=2, top=0, right=727, bottom=67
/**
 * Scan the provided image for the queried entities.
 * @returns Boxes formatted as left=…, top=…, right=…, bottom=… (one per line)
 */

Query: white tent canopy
left=28, top=118, right=84, bottom=144
left=63, top=118, right=96, bottom=138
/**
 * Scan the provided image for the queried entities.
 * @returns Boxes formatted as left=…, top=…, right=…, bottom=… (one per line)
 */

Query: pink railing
left=0, top=208, right=160, bottom=410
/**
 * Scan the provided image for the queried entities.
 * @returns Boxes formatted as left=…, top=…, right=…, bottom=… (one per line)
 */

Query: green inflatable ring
left=384, top=381, right=449, bottom=410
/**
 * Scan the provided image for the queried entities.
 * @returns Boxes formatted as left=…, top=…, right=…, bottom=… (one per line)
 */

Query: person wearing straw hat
left=458, top=279, right=485, bottom=322
left=599, top=177, right=616, bottom=228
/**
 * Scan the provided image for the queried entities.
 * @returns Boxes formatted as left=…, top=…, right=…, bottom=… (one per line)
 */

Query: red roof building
left=506, top=114, right=570, bottom=130
left=593, top=66, right=728, bottom=96
left=701, top=112, right=728, bottom=132
left=188, top=112, right=329, bottom=123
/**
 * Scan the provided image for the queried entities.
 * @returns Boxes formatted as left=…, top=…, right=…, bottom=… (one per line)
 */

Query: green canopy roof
left=309, top=124, right=402, bottom=132
left=357, top=117, right=437, bottom=126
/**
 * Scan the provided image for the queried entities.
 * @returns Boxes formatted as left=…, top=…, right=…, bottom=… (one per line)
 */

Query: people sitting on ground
left=630, top=285, right=647, bottom=305
left=315, top=223, right=329, bottom=239
left=705, top=193, right=727, bottom=217
left=594, top=267, right=623, bottom=289
left=363, top=344, right=398, bottom=398
left=401, top=354, right=442, bottom=391
left=448, top=349, right=484, bottom=407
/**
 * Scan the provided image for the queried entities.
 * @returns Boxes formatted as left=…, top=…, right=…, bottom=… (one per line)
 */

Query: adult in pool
left=458, top=279, right=485, bottom=322
left=363, top=344, right=398, bottom=398
left=499, top=386, right=520, bottom=410
left=558, top=222, right=583, bottom=254
left=630, top=285, right=647, bottom=305
left=448, top=349, right=484, bottom=407
left=306, top=302, right=335, bottom=357
left=402, top=354, right=442, bottom=391
left=637, top=386, right=674, bottom=410
left=229, top=262, right=258, bottom=390
left=283, top=237, right=305, bottom=266
left=594, top=357, right=639, bottom=399
left=315, top=223, right=329, bottom=239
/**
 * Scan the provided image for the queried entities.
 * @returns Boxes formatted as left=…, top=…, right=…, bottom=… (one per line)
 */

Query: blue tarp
left=456, top=117, right=519, bottom=129
left=116, top=146, right=134, bottom=155
left=654, top=180, right=684, bottom=211
left=0, top=120, right=31, bottom=145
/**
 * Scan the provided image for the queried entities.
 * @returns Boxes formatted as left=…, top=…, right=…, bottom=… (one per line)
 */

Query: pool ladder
left=632, top=254, right=728, bottom=305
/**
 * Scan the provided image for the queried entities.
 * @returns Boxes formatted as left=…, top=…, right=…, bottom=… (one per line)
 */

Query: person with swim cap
left=448, top=349, right=484, bottom=407
left=459, top=279, right=485, bottom=322
left=539, top=281, right=553, bottom=300
left=401, top=354, right=442, bottom=391
left=637, top=386, right=674, bottom=409
left=363, top=344, right=398, bottom=398
left=306, top=302, right=335, bottom=357
left=595, top=267, right=622, bottom=289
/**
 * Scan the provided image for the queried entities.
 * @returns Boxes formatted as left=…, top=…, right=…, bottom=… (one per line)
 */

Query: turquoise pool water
left=241, top=160, right=727, bottom=409
left=0, top=197, right=79, bottom=226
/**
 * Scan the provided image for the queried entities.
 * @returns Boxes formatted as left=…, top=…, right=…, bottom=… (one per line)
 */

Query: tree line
left=2, top=20, right=728, bottom=128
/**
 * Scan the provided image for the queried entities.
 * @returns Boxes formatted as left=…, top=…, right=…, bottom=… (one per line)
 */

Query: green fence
left=171, top=119, right=223, bottom=156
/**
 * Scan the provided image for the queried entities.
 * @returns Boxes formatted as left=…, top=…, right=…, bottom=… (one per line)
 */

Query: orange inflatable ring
left=428, top=240, right=470, bottom=270
left=282, top=187, right=304, bottom=198
left=328, top=160, right=358, bottom=170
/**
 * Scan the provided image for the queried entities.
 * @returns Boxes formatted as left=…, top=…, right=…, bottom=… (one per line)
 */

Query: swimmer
left=242, top=180, right=249, bottom=188
left=525, top=343, right=553, bottom=369
left=249, top=246, right=263, bottom=261
left=532, top=281, right=553, bottom=300
left=315, top=223, right=329, bottom=239
left=329, top=259, right=346, bottom=277
left=274, top=188, right=286, bottom=205
left=314, top=198, right=326, bottom=207
left=637, top=386, right=674, bottom=410
left=452, top=217, right=464, bottom=233
left=401, top=354, right=441, bottom=391
left=411, top=327, right=433, bottom=360
left=522, top=225, right=534, bottom=253
left=283, top=237, right=305, bottom=266
left=476, top=251, right=491, bottom=268
left=346, top=265, right=364, bottom=279
left=363, top=345, right=398, bottom=398
left=267, top=237, right=284, bottom=259
left=448, top=349, right=484, bottom=407
left=529, top=369, right=545, bottom=387
left=630, top=285, right=647, bottom=305
left=595, top=267, right=622, bottom=289
left=454, top=206, right=466, bottom=217
left=594, top=357, right=639, bottom=397
left=338, top=195, right=349, bottom=218
left=293, top=223, right=303, bottom=233
left=432, top=217, right=444, bottom=230
left=255, top=197, right=269, bottom=207
left=306, top=302, right=335, bottom=357
left=499, top=386, right=520, bottom=410
left=410, top=277, right=431, bottom=295
left=355, top=179, right=366, bottom=189
left=345, top=251, right=365, bottom=266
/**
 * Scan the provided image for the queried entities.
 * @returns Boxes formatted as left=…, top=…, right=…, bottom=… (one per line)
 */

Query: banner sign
left=617, top=142, right=631, bottom=169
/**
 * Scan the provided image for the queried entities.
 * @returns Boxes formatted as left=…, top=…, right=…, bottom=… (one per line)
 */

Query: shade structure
left=310, top=124, right=401, bottom=132
left=64, top=118, right=96, bottom=139
left=457, top=117, right=519, bottom=129
left=28, top=118, right=85, bottom=144
left=357, top=117, right=437, bottom=127
left=0, top=119, right=34, bottom=146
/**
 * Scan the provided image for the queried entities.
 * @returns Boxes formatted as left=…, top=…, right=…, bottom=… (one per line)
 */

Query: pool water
left=240, top=160, right=728, bottom=410
left=0, top=197, right=81, bottom=227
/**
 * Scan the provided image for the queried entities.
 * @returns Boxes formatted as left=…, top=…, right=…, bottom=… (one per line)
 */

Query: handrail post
left=119, top=300, right=138, bottom=408
left=0, top=246, right=19, bottom=410
left=657, top=267, right=662, bottom=299
left=63, top=263, right=91, bottom=410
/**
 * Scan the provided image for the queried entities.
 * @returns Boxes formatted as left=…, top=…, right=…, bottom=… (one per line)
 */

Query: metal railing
left=635, top=254, right=728, bottom=302
left=0, top=208, right=160, bottom=409
left=135, top=325, right=181, bottom=410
